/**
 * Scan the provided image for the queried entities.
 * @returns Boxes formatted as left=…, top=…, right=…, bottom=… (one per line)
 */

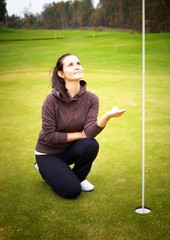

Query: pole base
left=135, top=207, right=151, bottom=214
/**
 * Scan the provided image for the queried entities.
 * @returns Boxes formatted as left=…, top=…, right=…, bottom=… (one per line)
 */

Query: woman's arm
left=83, top=94, right=104, bottom=138
left=83, top=93, right=126, bottom=137
left=67, top=107, right=126, bottom=142
left=97, top=107, right=127, bottom=128
left=42, top=94, right=87, bottom=143
left=67, top=131, right=86, bottom=142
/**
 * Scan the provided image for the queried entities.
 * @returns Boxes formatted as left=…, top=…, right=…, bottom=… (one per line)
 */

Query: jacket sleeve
left=41, top=95, right=67, bottom=144
left=83, top=93, right=104, bottom=138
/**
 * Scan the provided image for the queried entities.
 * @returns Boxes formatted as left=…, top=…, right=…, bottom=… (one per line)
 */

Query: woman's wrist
left=97, top=113, right=111, bottom=128
left=67, top=132, right=86, bottom=142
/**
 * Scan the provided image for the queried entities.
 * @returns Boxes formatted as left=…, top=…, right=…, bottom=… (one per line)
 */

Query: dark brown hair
left=52, top=53, right=74, bottom=102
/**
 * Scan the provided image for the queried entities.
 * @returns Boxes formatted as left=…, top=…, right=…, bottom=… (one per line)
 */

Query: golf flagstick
left=135, top=0, right=151, bottom=214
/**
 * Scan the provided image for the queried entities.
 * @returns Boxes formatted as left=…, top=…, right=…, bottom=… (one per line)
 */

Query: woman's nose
left=75, top=64, right=80, bottom=69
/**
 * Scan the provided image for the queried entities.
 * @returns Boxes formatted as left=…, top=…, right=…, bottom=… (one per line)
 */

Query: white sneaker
left=34, top=162, right=39, bottom=172
left=80, top=179, right=94, bottom=191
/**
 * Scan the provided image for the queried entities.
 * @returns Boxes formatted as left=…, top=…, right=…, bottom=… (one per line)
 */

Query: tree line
left=1, top=0, right=170, bottom=32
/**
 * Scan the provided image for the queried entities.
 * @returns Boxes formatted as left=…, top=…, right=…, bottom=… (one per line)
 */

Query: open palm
left=108, top=107, right=127, bottom=118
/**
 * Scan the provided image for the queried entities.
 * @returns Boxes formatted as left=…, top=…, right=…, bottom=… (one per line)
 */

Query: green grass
left=0, top=28, right=170, bottom=240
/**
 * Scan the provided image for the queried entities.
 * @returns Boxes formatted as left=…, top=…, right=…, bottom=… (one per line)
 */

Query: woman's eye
left=68, top=62, right=81, bottom=67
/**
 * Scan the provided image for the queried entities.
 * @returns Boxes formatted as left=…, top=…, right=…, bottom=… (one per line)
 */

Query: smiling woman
left=57, top=55, right=83, bottom=90
left=34, top=53, right=126, bottom=199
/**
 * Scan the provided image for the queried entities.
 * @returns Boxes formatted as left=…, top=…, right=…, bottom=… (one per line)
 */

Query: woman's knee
left=83, top=138, right=99, bottom=154
left=62, top=184, right=81, bottom=199
left=54, top=182, right=81, bottom=199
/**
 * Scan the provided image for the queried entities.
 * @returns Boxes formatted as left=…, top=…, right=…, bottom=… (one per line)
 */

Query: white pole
left=142, top=0, right=145, bottom=210
left=135, top=0, right=151, bottom=214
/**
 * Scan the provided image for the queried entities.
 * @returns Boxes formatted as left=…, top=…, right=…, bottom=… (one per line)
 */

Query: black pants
left=35, top=138, right=99, bottom=199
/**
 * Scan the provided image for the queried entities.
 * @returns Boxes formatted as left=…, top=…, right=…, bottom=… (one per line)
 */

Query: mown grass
left=0, top=28, right=170, bottom=240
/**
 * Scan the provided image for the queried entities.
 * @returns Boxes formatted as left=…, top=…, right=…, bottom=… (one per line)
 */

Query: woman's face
left=58, top=55, right=83, bottom=82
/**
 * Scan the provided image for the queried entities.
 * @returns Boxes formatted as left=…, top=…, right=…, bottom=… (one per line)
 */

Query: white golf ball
left=112, top=106, right=119, bottom=112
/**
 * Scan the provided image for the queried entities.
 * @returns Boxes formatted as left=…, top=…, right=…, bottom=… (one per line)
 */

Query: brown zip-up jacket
left=35, top=80, right=104, bottom=154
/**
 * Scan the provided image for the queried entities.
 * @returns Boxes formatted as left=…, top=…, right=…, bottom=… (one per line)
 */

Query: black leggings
left=35, top=138, right=99, bottom=199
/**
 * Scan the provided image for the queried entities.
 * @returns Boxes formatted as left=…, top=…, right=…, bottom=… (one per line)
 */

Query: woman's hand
left=79, top=131, right=87, bottom=139
left=97, top=106, right=127, bottom=128
left=107, top=106, right=127, bottom=118
left=67, top=131, right=87, bottom=142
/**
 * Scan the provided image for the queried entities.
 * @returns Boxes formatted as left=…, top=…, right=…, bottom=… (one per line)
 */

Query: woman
left=34, top=53, right=126, bottom=199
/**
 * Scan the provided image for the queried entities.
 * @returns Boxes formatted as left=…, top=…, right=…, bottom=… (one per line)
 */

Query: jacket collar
left=52, top=80, right=87, bottom=102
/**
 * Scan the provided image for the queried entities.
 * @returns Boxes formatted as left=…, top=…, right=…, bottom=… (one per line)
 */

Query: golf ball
left=112, top=106, right=119, bottom=112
